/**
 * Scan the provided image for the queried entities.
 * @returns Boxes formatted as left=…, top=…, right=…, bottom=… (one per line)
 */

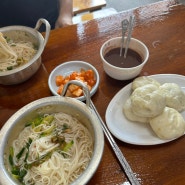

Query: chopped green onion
left=41, top=115, right=54, bottom=125
left=11, top=168, right=27, bottom=181
left=40, top=124, right=55, bottom=137
left=63, top=140, right=74, bottom=152
left=16, top=147, right=25, bottom=160
left=33, top=43, right=38, bottom=50
left=27, top=116, right=43, bottom=128
left=9, top=147, right=14, bottom=166
left=28, top=152, right=52, bottom=167
left=7, top=66, right=13, bottom=70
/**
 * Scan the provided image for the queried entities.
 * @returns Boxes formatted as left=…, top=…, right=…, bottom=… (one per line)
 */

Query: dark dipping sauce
left=104, top=47, right=142, bottom=68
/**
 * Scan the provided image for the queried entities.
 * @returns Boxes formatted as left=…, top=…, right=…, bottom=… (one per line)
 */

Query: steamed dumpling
left=132, top=76, right=161, bottom=91
left=159, top=83, right=185, bottom=112
left=150, top=107, right=185, bottom=140
left=123, top=98, right=149, bottom=123
left=130, top=84, right=166, bottom=117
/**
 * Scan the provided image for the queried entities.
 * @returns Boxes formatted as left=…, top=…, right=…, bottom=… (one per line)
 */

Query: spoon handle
left=90, top=100, right=140, bottom=185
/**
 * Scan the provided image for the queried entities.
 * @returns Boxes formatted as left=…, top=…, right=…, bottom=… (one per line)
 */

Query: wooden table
left=1, top=0, right=185, bottom=184
left=73, top=0, right=106, bottom=15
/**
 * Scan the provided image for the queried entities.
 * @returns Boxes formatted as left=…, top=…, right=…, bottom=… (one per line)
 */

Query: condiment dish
left=100, top=37, right=149, bottom=80
left=48, top=61, right=100, bottom=101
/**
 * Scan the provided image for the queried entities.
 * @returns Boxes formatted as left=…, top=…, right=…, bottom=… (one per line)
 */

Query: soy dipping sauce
left=104, top=48, right=142, bottom=68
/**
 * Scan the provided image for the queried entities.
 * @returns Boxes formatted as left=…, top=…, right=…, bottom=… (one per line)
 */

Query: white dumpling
left=130, top=84, right=166, bottom=117
left=132, top=76, right=161, bottom=91
left=159, top=83, right=185, bottom=112
left=150, top=107, right=185, bottom=140
left=123, top=98, right=149, bottom=123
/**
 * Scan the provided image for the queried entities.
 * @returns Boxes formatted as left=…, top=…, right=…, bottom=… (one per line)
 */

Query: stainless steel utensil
left=62, top=80, right=140, bottom=185
left=124, top=16, right=135, bottom=58
left=90, top=100, right=140, bottom=185
left=120, top=19, right=129, bottom=56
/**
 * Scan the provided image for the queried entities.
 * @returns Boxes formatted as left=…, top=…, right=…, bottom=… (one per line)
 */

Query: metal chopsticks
left=120, top=19, right=129, bottom=56
left=120, top=15, right=135, bottom=58
left=124, top=16, right=135, bottom=58
left=90, top=100, right=140, bottom=185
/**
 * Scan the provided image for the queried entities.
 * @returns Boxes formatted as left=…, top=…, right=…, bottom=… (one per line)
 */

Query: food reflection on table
left=1, top=0, right=185, bottom=184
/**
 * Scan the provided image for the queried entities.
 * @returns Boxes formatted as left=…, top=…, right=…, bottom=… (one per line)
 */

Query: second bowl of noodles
left=0, top=18, right=50, bottom=85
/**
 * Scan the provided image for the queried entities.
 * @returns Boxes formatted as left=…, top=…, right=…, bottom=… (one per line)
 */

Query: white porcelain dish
left=48, top=61, right=100, bottom=101
left=105, top=74, right=185, bottom=145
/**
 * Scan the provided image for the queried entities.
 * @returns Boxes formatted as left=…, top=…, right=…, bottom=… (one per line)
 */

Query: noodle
left=0, top=32, right=37, bottom=72
left=9, top=112, right=93, bottom=185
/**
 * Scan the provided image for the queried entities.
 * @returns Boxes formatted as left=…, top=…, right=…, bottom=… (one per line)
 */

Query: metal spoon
left=120, top=19, right=129, bottom=56
left=61, top=80, right=140, bottom=185
left=90, top=100, right=140, bottom=185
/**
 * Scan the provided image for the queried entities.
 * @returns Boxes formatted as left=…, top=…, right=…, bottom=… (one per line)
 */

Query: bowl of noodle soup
left=0, top=18, right=50, bottom=85
left=0, top=95, right=104, bottom=185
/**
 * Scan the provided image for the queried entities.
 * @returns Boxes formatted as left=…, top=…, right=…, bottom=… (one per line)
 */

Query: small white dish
left=48, top=61, right=100, bottom=101
left=105, top=74, right=185, bottom=145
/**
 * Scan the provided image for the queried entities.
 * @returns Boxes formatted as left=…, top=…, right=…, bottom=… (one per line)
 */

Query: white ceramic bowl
left=100, top=37, right=149, bottom=80
left=48, top=61, right=100, bottom=101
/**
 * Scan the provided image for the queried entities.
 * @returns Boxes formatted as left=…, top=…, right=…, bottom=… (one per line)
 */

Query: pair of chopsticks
left=90, top=100, right=140, bottom=185
left=120, top=15, right=135, bottom=58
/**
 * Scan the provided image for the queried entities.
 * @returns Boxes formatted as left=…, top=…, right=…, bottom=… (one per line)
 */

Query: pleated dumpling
left=159, top=83, right=185, bottom=112
left=132, top=76, right=161, bottom=91
left=150, top=107, right=185, bottom=140
left=123, top=98, right=149, bottom=123
left=130, top=84, right=166, bottom=118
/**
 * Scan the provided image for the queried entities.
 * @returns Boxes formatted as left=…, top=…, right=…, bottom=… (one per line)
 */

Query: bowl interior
left=0, top=96, right=104, bottom=185
left=101, top=37, right=148, bottom=65
left=2, top=30, right=38, bottom=45
left=48, top=61, right=100, bottom=101
left=0, top=27, right=44, bottom=75
left=100, top=37, right=149, bottom=80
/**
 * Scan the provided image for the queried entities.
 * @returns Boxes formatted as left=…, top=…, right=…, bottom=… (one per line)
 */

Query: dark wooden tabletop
left=1, top=0, right=185, bottom=184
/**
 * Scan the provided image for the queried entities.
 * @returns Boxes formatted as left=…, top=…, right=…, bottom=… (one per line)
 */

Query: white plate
left=48, top=61, right=100, bottom=102
left=105, top=74, right=185, bottom=145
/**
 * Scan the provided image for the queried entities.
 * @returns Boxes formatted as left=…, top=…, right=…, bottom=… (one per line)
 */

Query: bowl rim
left=0, top=26, right=44, bottom=76
left=48, top=60, right=100, bottom=101
left=100, top=36, right=149, bottom=70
